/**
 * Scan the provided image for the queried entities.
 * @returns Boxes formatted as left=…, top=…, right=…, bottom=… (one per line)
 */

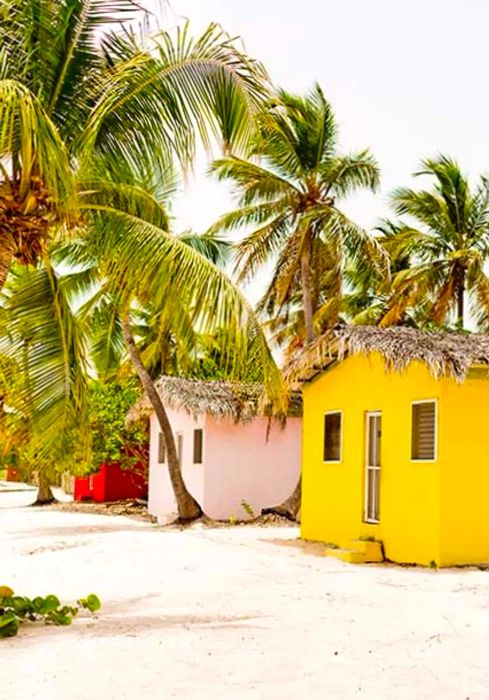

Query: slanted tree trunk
left=0, top=236, right=15, bottom=294
left=300, top=236, right=315, bottom=344
left=262, top=476, right=301, bottom=521
left=121, top=315, right=202, bottom=522
left=33, top=470, right=55, bottom=506
left=456, top=270, right=465, bottom=330
left=263, top=237, right=316, bottom=521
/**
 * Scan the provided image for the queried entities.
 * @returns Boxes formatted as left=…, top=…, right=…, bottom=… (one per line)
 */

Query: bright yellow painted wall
left=438, top=375, right=489, bottom=566
left=302, top=353, right=444, bottom=565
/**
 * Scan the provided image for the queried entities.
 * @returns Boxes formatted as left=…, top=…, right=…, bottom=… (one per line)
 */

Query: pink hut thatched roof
left=128, top=376, right=302, bottom=423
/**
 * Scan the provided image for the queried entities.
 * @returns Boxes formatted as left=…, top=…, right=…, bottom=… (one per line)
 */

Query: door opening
left=364, top=412, right=381, bottom=523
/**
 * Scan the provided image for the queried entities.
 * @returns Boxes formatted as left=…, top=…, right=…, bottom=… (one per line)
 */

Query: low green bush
left=0, top=586, right=101, bottom=638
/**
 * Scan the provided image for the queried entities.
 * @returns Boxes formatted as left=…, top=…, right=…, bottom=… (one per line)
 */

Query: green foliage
left=0, top=2, right=280, bottom=457
left=381, top=156, right=489, bottom=330
left=0, top=586, right=101, bottom=638
left=84, top=380, right=147, bottom=474
left=209, top=83, right=384, bottom=354
left=189, top=331, right=264, bottom=382
left=241, top=500, right=256, bottom=519
left=77, top=594, right=102, bottom=614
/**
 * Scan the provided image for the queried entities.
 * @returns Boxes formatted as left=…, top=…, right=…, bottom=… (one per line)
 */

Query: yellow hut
left=288, top=325, right=489, bottom=567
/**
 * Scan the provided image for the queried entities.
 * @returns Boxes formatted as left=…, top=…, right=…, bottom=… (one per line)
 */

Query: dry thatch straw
left=284, top=325, right=489, bottom=386
left=128, top=376, right=302, bottom=424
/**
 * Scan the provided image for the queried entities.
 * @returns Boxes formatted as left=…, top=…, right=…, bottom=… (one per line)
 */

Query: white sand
left=2, top=494, right=489, bottom=700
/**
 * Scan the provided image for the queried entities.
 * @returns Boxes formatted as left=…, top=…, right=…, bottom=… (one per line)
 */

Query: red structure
left=6, top=467, right=20, bottom=482
left=74, top=463, right=148, bottom=502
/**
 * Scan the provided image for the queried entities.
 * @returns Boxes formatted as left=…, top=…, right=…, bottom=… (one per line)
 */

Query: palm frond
left=176, top=230, right=231, bottom=267
left=89, top=211, right=286, bottom=410
left=235, top=213, right=293, bottom=283
left=1, top=263, right=90, bottom=446
left=79, top=177, right=171, bottom=231
left=210, top=156, right=298, bottom=203
left=321, top=150, right=380, bottom=197
left=0, top=79, right=75, bottom=205
left=82, top=21, right=270, bottom=170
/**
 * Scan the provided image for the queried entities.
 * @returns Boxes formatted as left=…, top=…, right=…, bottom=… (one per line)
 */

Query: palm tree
left=0, top=264, right=89, bottom=503
left=0, top=3, right=268, bottom=290
left=208, top=83, right=383, bottom=346
left=337, top=220, right=420, bottom=328
left=382, top=156, right=489, bottom=330
left=10, top=217, right=282, bottom=518
left=209, top=84, right=383, bottom=518
left=0, top=2, right=278, bottom=507
left=94, top=224, right=281, bottom=521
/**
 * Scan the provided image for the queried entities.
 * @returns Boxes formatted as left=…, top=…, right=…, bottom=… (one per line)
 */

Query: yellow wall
left=302, top=353, right=443, bottom=565
left=438, top=374, right=489, bottom=565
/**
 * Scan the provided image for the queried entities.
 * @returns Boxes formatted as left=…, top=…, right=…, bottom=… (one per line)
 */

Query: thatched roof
left=128, top=376, right=302, bottom=423
left=285, top=325, right=489, bottom=386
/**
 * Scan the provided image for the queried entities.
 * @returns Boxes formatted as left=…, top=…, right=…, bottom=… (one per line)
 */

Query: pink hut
left=131, top=377, right=302, bottom=523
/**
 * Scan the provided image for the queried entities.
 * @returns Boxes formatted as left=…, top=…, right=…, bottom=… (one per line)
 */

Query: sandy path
left=2, top=498, right=489, bottom=700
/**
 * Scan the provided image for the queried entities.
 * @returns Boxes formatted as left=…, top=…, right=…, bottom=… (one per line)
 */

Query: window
left=158, top=433, right=166, bottom=463
left=411, top=401, right=436, bottom=461
left=193, top=429, right=203, bottom=464
left=324, top=412, right=342, bottom=462
left=177, top=433, right=183, bottom=468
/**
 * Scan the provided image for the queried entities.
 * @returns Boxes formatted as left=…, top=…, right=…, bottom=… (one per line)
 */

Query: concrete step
left=325, top=539, right=384, bottom=564
left=324, top=547, right=368, bottom=563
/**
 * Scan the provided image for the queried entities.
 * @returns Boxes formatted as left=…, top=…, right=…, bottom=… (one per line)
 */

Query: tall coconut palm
left=88, top=221, right=282, bottom=521
left=382, top=156, right=489, bottom=330
left=6, top=218, right=283, bottom=517
left=0, top=1, right=269, bottom=291
left=208, top=84, right=383, bottom=346
left=209, top=84, right=383, bottom=518
left=337, top=219, right=421, bottom=328
left=0, top=2, right=278, bottom=509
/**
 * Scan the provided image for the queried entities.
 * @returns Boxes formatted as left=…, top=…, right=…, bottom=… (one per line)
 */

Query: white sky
left=148, top=0, right=489, bottom=298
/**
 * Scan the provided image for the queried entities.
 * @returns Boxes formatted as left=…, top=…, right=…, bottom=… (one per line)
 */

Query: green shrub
left=0, top=586, right=101, bottom=638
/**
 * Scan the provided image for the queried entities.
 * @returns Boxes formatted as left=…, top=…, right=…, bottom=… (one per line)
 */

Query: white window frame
left=410, top=399, right=438, bottom=463
left=323, top=410, right=343, bottom=464
left=364, top=410, right=382, bottom=524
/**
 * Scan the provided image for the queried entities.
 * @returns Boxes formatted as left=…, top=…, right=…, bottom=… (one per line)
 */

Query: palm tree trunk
left=121, top=315, right=202, bottom=522
left=0, top=238, right=14, bottom=294
left=300, top=237, right=315, bottom=344
left=457, top=272, right=465, bottom=329
left=262, top=241, right=315, bottom=521
left=262, top=476, right=301, bottom=521
left=33, top=469, right=55, bottom=506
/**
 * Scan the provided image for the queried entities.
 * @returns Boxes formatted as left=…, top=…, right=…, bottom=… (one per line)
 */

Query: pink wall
left=148, top=409, right=205, bottom=522
left=148, top=407, right=302, bottom=522
left=204, top=416, right=301, bottom=520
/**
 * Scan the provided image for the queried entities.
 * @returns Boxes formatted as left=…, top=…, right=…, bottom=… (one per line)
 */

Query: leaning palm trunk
left=456, top=269, right=465, bottom=329
left=300, top=238, right=315, bottom=344
left=33, top=469, right=55, bottom=506
left=0, top=237, right=14, bottom=294
left=263, top=238, right=315, bottom=520
left=262, top=476, right=301, bottom=521
left=121, top=317, right=202, bottom=522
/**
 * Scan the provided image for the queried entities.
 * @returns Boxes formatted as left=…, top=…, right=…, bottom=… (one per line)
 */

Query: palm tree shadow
left=261, top=537, right=330, bottom=558
left=8, top=523, right=156, bottom=540
left=21, top=612, right=266, bottom=641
